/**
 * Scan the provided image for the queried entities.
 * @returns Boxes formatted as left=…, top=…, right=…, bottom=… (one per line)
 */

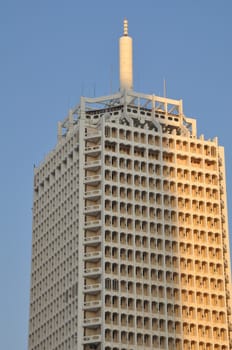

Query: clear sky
left=0, top=1, right=232, bottom=349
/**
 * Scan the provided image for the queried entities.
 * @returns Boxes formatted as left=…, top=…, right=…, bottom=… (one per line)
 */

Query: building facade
left=28, top=21, right=232, bottom=350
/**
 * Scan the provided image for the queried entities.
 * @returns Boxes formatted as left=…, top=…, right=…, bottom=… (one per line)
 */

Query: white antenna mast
left=119, top=19, right=133, bottom=91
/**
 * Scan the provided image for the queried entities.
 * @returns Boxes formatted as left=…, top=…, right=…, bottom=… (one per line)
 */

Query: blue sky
left=0, top=1, right=232, bottom=349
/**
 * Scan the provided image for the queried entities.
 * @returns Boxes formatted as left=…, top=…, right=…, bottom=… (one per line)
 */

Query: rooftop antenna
left=119, top=19, right=133, bottom=91
left=81, top=82, right=85, bottom=96
left=163, top=78, right=167, bottom=98
left=110, top=64, right=113, bottom=94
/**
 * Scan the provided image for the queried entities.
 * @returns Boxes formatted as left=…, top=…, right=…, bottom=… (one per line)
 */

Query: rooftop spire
left=119, top=19, right=133, bottom=91
left=123, top=18, right=128, bottom=36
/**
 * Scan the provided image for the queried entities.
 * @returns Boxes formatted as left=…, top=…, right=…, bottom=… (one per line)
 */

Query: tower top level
left=119, top=19, right=133, bottom=91
left=57, top=19, right=197, bottom=143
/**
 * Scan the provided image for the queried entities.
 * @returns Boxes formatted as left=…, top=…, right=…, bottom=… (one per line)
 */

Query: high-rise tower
left=28, top=20, right=232, bottom=350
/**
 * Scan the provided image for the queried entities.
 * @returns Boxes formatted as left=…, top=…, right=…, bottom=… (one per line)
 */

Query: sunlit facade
left=28, top=21, right=232, bottom=350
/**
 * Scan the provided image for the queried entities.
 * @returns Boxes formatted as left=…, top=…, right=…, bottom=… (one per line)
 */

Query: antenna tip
left=123, top=18, right=128, bottom=36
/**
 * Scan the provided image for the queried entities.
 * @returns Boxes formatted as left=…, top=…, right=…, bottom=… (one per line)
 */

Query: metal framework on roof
left=58, top=89, right=196, bottom=141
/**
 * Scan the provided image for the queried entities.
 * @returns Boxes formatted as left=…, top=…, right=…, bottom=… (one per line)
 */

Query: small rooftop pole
left=164, top=78, right=167, bottom=98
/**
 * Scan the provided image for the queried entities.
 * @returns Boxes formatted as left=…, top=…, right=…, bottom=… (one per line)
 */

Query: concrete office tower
left=28, top=20, right=232, bottom=350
